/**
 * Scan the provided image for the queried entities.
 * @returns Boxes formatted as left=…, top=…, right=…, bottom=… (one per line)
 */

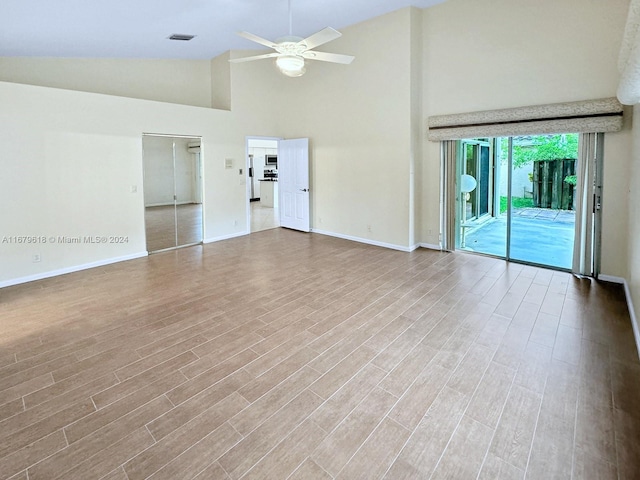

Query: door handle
left=299, top=188, right=309, bottom=192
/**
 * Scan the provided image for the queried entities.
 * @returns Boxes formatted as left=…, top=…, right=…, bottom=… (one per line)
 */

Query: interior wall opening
left=246, top=137, right=280, bottom=233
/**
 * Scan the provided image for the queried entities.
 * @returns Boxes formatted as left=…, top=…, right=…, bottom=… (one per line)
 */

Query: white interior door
left=278, top=138, right=310, bottom=232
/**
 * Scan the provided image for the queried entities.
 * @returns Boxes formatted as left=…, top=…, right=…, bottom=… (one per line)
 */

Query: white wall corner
left=598, top=274, right=640, bottom=361
left=419, top=243, right=442, bottom=251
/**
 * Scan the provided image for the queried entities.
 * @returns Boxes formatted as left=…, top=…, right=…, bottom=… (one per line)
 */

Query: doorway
left=457, top=134, right=587, bottom=271
left=142, top=134, right=203, bottom=252
left=247, top=137, right=280, bottom=233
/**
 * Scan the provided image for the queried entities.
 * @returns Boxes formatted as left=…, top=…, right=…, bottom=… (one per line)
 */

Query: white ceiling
left=0, top=0, right=447, bottom=59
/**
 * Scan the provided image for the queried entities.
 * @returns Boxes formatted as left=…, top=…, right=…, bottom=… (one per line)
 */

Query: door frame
left=245, top=136, right=282, bottom=234
left=593, top=133, right=604, bottom=277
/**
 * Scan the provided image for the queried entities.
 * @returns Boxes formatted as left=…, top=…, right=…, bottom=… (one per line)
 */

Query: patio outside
left=459, top=134, right=578, bottom=270
left=462, top=207, right=575, bottom=269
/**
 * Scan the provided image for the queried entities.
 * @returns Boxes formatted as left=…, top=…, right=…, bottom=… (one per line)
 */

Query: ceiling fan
left=229, top=0, right=355, bottom=77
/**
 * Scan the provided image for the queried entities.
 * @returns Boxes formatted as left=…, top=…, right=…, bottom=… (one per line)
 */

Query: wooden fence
left=532, top=159, right=575, bottom=210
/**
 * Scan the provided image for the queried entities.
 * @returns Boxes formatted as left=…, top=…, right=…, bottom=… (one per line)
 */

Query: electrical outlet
left=233, top=220, right=238, bottom=226
left=367, top=225, right=372, bottom=232
left=33, top=254, right=41, bottom=263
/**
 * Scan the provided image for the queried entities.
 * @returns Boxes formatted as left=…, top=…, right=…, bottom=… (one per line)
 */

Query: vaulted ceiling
left=1, top=0, right=447, bottom=59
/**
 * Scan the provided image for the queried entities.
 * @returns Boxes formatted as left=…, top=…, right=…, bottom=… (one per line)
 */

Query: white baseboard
left=598, top=274, right=625, bottom=284
left=419, top=243, right=442, bottom=251
left=146, top=201, right=199, bottom=207
left=203, top=231, right=248, bottom=244
left=598, top=274, right=640, bottom=361
left=0, top=252, right=149, bottom=289
left=310, top=229, right=414, bottom=252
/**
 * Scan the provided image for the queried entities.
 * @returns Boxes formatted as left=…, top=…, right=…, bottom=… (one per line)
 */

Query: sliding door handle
left=299, top=188, right=309, bottom=192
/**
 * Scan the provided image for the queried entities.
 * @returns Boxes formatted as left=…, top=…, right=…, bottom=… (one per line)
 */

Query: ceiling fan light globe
left=281, top=66, right=306, bottom=77
left=276, top=55, right=306, bottom=77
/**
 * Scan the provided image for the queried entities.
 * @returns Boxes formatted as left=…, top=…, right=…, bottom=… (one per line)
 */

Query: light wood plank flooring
left=1, top=229, right=639, bottom=479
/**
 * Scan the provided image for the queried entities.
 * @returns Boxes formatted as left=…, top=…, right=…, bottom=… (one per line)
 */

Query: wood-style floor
left=1, top=229, right=639, bottom=479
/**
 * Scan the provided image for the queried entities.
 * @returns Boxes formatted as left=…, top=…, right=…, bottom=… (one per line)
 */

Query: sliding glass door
left=508, top=135, right=577, bottom=268
left=458, top=139, right=505, bottom=257
left=458, top=134, right=582, bottom=271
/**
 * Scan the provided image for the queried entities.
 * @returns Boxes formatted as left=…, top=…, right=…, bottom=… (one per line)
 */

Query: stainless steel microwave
left=266, top=155, right=278, bottom=166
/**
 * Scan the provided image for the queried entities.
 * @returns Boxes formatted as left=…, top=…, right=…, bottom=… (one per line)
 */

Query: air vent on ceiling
left=168, top=34, right=196, bottom=41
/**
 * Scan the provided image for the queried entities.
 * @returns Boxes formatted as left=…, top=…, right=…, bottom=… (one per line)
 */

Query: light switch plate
left=225, top=158, right=233, bottom=169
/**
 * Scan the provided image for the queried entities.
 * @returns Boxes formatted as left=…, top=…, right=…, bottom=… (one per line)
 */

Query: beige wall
left=602, top=125, right=632, bottom=278
left=420, top=0, right=631, bottom=275
left=0, top=80, right=250, bottom=285
left=228, top=49, right=292, bottom=137
left=262, top=8, right=416, bottom=249
left=211, top=52, right=231, bottom=110
left=0, top=57, right=213, bottom=107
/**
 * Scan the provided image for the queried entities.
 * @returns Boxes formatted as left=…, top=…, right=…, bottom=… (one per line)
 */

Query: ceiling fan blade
left=229, top=52, right=280, bottom=63
left=302, top=50, right=354, bottom=64
left=300, top=27, right=342, bottom=50
left=237, top=31, right=277, bottom=49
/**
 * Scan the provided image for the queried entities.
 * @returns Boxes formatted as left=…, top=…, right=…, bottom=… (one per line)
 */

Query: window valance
left=427, top=98, right=623, bottom=141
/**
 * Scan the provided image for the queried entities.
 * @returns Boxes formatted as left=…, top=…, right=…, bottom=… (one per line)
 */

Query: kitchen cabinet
left=260, top=180, right=278, bottom=208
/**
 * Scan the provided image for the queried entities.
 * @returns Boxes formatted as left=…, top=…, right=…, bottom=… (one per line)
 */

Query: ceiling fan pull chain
left=288, top=0, right=293, bottom=36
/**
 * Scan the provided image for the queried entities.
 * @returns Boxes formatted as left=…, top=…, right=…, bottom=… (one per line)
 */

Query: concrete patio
left=462, top=208, right=575, bottom=269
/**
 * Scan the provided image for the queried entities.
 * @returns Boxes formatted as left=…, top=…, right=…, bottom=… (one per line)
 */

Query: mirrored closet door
left=142, top=134, right=203, bottom=253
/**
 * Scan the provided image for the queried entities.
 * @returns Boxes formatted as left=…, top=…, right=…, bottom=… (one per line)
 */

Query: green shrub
left=500, top=196, right=534, bottom=214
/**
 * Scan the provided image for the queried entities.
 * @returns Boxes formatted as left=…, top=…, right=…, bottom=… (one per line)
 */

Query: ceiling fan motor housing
left=274, top=37, right=308, bottom=55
